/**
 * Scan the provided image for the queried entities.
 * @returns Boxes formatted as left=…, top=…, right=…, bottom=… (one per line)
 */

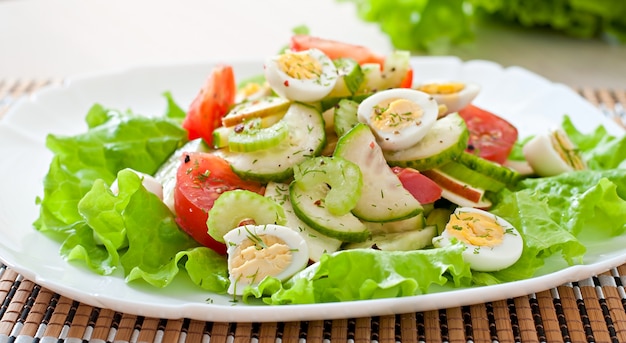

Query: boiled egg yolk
left=264, top=48, right=338, bottom=103
left=277, top=53, right=323, bottom=80
left=371, top=98, right=424, bottom=132
left=432, top=207, right=523, bottom=272
left=357, top=88, right=438, bottom=151
left=417, top=82, right=465, bottom=95
left=223, top=224, right=309, bottom=296
left=415, top=81, right=480, bottom=116
left=229, top=234, right=292, bottom=286
left=446, top=211, right=504, bottom=247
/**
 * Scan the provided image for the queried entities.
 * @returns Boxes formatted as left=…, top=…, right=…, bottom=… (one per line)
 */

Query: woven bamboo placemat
left=0, top=80, right=625, bottom=343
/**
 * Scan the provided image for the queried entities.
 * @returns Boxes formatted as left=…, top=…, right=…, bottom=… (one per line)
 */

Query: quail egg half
left=223, top=224, right=309, bottom=296
left=357, top=88, right=439, bottom=151
left=433, top=207, right=523, bottom=272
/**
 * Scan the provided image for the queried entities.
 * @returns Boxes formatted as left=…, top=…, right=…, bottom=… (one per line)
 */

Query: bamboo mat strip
left=0, top=81, right=625, bottom=342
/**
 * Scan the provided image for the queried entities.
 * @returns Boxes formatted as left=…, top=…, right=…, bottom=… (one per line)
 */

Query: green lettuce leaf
left=243, top=243, right=472, bottom=304
left=118, top=170, right=228, bottom=290
left=562, top=115, right=626, bottom=170
left=482, top=169, right=626, bottom=284
left=33, top=99, right=231, bottom=292
left=34, top=103, right=188, bottom=235
left=339, top=0, right=626, bottom=53
left=338, top=0, right=474, bottom=53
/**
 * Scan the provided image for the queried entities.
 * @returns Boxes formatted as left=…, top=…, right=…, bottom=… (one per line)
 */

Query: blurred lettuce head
left=339, top=0, right=626, bottom=53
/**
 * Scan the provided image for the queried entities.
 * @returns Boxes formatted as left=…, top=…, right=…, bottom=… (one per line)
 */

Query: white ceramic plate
left=0, top=57, right=624, bottom=323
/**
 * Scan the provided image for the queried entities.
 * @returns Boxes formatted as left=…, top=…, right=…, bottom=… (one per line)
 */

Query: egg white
left=264, top=48, right=338, bottom=103
left=432, top=207, right=523, bottom=272
left=223, top=224, right=309, bottom=295
left=357, top=88, right=438, bottom=151
left=416, top=82, right=480, bottom=116
left=522, top=129, right=586, bottom=177
left=110, top=168, right=163, bottom=200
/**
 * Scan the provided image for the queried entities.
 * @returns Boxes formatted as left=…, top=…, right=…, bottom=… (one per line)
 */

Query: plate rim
left=0, top=57, right=624, bottom=323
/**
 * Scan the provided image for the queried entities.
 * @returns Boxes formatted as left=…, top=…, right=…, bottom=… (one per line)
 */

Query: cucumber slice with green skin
left=333, top=98, right=360, bottom=137
left=335, top=123, right=423, bottom=223
left=357, top=50, right=411, bottom=94
left=289, top=182, right=369, bottom=243
left=207, top=189, right=287, bottom=243
left=293, top=156, right=363, bottom=216
left=264, top=181, right=342, bottom=262
left=320, top=93, right=371, bottom=112
left=327, top=58, right=365, bottom=98
left=454, top=152, right=521, bottom=185
left=363, top=213, right=425, bottom=235
left=289, top=156, right=368, bottom=242
left=228, top=119, right=289, bottom=152
left=213, top=113, right=284, bottom=149
left=344, top=225, right=436, bottom=251
left=425, top=207, right=453, bottom=236
left=219, top=102, right=326, bottom=183
left=212, top=126, right=231, bottom=149
left=384, top=112, right=469, bottom=171
left=435, top=160, right=506, bottom=192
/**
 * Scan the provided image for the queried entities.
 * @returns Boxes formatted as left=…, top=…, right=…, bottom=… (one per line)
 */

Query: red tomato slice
left=392, top=166, right=442, bottom=204
left=290, top=35, right=386, bottom=66
left=458, top=105, right=518, bottom=165
left=182, top=65, right=236, bottom=146
left=399, top=68, right=413, bottom=88
left=174, top=152, right=264, bottom=254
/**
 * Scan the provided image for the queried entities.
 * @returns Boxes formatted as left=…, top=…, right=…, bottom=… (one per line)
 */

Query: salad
left=33, top=35, right=626, bottom=305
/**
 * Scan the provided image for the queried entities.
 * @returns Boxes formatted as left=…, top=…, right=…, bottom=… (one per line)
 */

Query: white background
left=1, top=0, right=625, bottom=88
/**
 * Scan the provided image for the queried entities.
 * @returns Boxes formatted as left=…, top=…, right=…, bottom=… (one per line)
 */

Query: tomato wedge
left=399, top=68, right=413, bottom=88
left=290, top=34, right=386, bottom=66
left=182, top=65, right=236, bottom=146
left=392, top=166, right=442, bottom=204
left=173, top=152, right=264, bottom=254
left=458, top=105, right=518, bottom=165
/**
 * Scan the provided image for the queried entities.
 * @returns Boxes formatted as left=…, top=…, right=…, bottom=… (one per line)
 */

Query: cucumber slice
left=335, top=123, right=423, bottom=223
left=436, top=160, right=506, bottom=192
left=384, top=112, right=469, bottom=171
left=320, top=93, right=371, bottom=112
left=363, top=213, right=425, bottom=235
left=222, top=96, right=291, bottom=127
left=212, top=113, right=284, bottom=149
left=344, top=225, right=436, bottom=251
left=327, top=58, right=365, bottom=98
left=358, top=63, right=382, bottom=93
left=264, top=181, right=342, bottom=262
left=212, top=126, right=231, bottom=149
left=357, top=50, right=411, bottom=93
left=454, top=152, right=521, bottom=185
left=207, top=189, right=287, bottom=243
left=425, top=207, right=453, bottom=235
left=333, top=98, right=360, bottom=137
left=289, top=157, right=368, bottom=242
left=293, top=156, right=363, bottom=216
left=380, top=50, right=411, bottom=88
left=219, top=102, right=326, bottom=183
left=289, top=181, right=369, bottom=243
left=228, top=119, right=289, bottom=152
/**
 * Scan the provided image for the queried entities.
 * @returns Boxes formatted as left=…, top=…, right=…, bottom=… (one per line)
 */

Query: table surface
left=1, top=0, right=625, bottom=89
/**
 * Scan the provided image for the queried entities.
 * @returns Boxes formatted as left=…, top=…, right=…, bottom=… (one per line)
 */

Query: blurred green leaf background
left=338, top=0, right=626, bottom=53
